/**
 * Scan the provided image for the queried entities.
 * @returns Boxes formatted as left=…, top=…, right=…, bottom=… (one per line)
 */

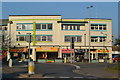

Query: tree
left=114, top=36, right=120, bottom=46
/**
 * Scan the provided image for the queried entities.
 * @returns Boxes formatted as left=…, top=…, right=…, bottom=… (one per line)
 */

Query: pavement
left=2, top=61, right=43, bottom=79
left=72, top=62, right=120, bottom=78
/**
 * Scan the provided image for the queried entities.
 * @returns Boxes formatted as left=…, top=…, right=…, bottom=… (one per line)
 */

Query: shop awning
left=36, top=47, right=58, bottom=52
left=10, top=48, right=28, bottom=52
left=97, top=49, right=109, bottom=53
left=62, top=49, right=74, bottom=53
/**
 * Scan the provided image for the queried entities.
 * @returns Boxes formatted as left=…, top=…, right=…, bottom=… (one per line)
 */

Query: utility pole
left=86, top=6, right=93, bottom=63
left=70, top=37, right=74, bottom=63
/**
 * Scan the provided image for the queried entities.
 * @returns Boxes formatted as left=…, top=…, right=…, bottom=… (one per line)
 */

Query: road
left=35, top=63, right=98, bottom=78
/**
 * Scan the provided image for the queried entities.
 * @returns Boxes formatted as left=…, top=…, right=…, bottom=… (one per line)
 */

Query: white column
left=108, top=47, right=112, bottom=59
left=58, top=47, right=62, bottom=58
left=32, top=48, right=36, bottom=61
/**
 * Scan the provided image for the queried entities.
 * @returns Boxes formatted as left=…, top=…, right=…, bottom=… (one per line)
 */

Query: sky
left=1, top=2, right=119, bottom=38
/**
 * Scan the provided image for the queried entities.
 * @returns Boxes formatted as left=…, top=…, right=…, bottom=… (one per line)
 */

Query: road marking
left=73, top=77, right=84, bottom=78
left=74, top=65, right=80, bottom=69
left=59, top=76, right=70, bottom=78
left=44, top=76, right=55, bottom=78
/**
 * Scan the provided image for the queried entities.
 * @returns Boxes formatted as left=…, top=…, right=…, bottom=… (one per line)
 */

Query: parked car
left=112, top=55, right=120, bottom=62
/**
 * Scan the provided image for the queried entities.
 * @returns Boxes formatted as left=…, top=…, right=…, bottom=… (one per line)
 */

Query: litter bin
left=28, top=61, right=35, bottom=74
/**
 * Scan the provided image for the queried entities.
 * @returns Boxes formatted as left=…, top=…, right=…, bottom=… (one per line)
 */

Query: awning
left=62, top=49, right=74, bottom=53
left=97, top=49, right=109, bottom=53
left=10, top=48, right=28, bottom=52
left=36, top=47, right=58, bottom=52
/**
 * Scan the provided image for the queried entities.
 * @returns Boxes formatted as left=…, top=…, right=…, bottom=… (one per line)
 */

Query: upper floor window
left=62, top=24, right=85, bottom=31
left=36, top=35, right=52, bottom=41
left=65, top=36, right=82, bottom=42
left=17, top=24, right=33, bottom=30
left=91, top=24, right=107, bottom=30
left=91, top=36, right=107, bottom=42
left=36, top=23, right=52, bottom=30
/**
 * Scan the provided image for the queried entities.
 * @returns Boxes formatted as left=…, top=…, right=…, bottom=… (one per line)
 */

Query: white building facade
left=8, top=15, right=112, bottom=62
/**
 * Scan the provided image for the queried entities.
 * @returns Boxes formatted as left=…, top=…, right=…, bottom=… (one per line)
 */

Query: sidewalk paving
left=73, top=62, right=119, bottom=78
left=2, top=61, right=43, bottom=79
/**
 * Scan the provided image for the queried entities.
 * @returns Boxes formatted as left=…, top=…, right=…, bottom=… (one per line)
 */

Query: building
left=7, top=15, right=112, bottom=62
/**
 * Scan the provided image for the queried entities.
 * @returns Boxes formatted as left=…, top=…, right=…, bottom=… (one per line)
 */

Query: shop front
left=10, top=48, right=28, bottom=62
left=62, top=49, right=74, bottom=63
left=74, top=49, right=86, bottom=62
left=97, top=49, right=109, bottom=62
left=36, top=47, right=58, bottom=63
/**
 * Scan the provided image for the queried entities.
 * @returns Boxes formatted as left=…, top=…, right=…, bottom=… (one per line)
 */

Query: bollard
left=9, top=59, right=12, bottom=67
left=64, top=57, right=66, bottom=63
left=28, top=61, right=35, bottom=75
left=109, top=58, right=113, bottom=63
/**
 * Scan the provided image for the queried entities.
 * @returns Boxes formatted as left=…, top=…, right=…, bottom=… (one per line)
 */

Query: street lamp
left=86, top=6, right=93, bottom=63
left=101, top=32, right=107, bottom=62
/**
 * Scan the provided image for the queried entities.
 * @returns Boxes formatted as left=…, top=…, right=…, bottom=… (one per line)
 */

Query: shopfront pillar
left=32, top=48, right=36, bottom=61
left=108, top=47, right=112, bottom=59
left=58, top=47, right=62, bottom=58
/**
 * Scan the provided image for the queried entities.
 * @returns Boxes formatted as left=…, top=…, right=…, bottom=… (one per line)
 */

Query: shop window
left=0, top=26, right=2, bottom=30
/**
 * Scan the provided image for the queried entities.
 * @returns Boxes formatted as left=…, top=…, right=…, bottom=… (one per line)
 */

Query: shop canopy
left=10, top=48, right=28, bottom=52
left=36, top=47, right=58, bottom=52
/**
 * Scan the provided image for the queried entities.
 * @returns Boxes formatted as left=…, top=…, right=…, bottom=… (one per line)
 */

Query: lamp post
left=101, top=32, right=107, bottom=62
left=86, top=6, right=93, bottom=63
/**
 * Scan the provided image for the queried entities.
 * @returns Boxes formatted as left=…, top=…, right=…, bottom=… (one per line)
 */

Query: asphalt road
left=35, top=63, right=98, bottom=78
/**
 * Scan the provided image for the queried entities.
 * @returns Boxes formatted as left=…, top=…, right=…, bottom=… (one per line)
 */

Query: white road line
left=74, top=65, right=80, bottom=69
left=44, top=76, right=56, bottom=78
left=73, top=77, right=84, bottom=78
left=59, top=76, right=70, bottom=78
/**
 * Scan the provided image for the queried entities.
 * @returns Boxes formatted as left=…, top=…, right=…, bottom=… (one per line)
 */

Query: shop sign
left=36, top=47, right=58, bottom=52
left=62, top=49, right=74, bottom=53
left=10, top=48, right=27, bottom=52
left=74, top=49, right=86, bottom=53
left=97, top=49, right=109, bottom=53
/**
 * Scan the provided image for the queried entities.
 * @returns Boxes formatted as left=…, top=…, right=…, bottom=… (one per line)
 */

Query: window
left=70, top=25, right=72, bottom=30
left=36, top=35, right=52, bottom=41
left=48, top=24, right=52, bottom=30
left=42, top=24, right=46, bottom=29
left=99, top=37, right=106, bottom=42
left=42, top=36, right=46, bottom=41
left=77, top=36, right=82, bottom=42
left=65, top=36, right=70, bottom=42
left=77, top=26, right=80, bottom=30
left=91, top=24, right=107, bottom=30
left=61, top=24, right=85, bottom=30
left=48, top=36, right=52, bottom=41
left=91, top=37, right=98, bottom=42
left=65, top=25, right=68, bottom=30
left=36, top=24, right=41, bottom=29
left=16, top=24, right=33, bottom=30
left=65, top=36, right=82, bottom=42
left=36, top=36, right=41, bottom=41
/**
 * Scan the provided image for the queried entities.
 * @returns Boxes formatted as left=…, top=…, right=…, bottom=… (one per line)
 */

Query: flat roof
left=9, top=15, right=61, bottom=16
